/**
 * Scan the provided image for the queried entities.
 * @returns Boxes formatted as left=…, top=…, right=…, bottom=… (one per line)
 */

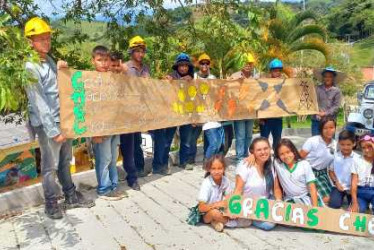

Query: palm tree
left=260, top=4, right=330, bottom=73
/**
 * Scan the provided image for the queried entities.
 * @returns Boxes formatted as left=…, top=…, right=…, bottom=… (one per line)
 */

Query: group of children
left=197, top=116, right=374, bottom=232
left=23, top=16, right=372, bottom=229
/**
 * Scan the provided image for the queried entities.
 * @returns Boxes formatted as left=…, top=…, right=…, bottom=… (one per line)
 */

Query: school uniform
left=302, top=136, right=336, bottom=199
left=328, top=151, right=360, bottom=209
left=274, top=159, right=317, bottom=206
left=198, top=175, right=232, bottom=204
left=236, top=161, right=276, bottom=231
left=351, top=158, right=374, bottom=214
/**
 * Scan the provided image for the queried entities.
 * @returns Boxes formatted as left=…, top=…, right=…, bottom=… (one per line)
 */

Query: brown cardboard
left=226, top=195, right=374, bottom=237
left=58, top=69, right=319, bottom=138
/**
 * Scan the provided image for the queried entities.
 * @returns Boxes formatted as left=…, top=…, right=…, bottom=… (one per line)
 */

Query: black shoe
left=99, top=189, right=128, bottom=201
left=153, top=167, right=171, bottom=176
left=129, top=181, right=141, bottom=191
left=64, top=191, right=95, bottom=209
left=137, top=170, right=152, bottom=178
left=45, top=202, right=63, bottom=220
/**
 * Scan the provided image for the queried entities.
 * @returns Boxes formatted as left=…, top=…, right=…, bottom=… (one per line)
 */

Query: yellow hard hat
left=24, top=17, right=52, bottom=37
left=244, top=53, right=255, bottom=64
left=128, top=36, right=146, bottom=49
left=198, top=53, right=211, bottom=63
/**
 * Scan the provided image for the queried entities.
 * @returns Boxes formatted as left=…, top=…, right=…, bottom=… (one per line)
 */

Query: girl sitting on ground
left=274, top=138, right=319, bottom=206
left=351, top=135, right=374, bottom=214
left=197, top=155, right=250, bottom=232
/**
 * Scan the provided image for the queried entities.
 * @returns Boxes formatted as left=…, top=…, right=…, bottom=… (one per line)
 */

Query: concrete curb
left=0, top=170, right=97, bottom=216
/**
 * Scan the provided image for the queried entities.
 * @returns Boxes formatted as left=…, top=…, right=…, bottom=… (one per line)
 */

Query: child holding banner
left=24, top=17, right=95, bottom=219
left=194, top=53, right=225, bottom=162
left=274, top=139, right=319, bottom=206
left=197, top=155, right=251, bottom=232
left=91, top=46, right=127, bottom=200
left=300, top=116, right=337, bottom=204
left=234, top=137, right=282, bottom=230
left=351, top=135, right=374, bottom=214
left=328, top=130, right=359, bottom=209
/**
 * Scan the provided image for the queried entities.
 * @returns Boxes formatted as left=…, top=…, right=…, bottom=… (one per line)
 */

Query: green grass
left=284, top=109, right=345, bottom=129
left=351, top=36, right=374, bottom=67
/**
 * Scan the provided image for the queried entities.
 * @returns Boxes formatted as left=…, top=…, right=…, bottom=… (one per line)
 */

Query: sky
left=36, top=0, right=303, bottom=17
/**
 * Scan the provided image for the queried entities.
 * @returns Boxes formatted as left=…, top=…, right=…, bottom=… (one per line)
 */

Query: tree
left=258, top=3, right=330, bottom=73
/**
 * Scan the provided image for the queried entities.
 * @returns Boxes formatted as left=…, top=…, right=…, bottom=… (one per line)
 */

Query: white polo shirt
left=198, top=175, right=232, bottom=204
left=328, top=151, right=361, bottom=191
left=274, top=159, right=316, bottom=200
left=236, top=161, right=269, bottom=198
left=351, top=157, right=374, bottom=187
left=302, top=136, right=336, bottom=171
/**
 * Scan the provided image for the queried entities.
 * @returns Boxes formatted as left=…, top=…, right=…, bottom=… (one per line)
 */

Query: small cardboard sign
left=225, top=195, right=374, bottom=237
left=58, top=69, right=319, bottom=138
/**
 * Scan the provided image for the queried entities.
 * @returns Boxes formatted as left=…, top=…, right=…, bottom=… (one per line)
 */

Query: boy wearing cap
left=24, top=17, right=94, bottom=219
left=312, top=67, right=343, bottom=136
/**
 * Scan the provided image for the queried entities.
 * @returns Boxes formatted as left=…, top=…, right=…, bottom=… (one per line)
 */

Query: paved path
left=0, top=135, right=374, bottom=250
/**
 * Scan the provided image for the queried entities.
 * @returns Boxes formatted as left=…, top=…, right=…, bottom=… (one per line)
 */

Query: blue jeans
left=188, top=126, right=202, bottom=163
left=93, top=135, right=120, bottom=195
left=252, top=221, right=276, bottom=231
left=204, top=127, right=224, bottom=159
left=179, top=125, right=193, bottom=166
left=328, top=187, right=352, bottom=209
left=234, top=119, right=254, bottom=160
left=152, top=127, right=177, bottom=171
left=120, top=133, right=138, bottom=186
left=260, top=118, right=283, bottom=150
left=311, top=119, right=320, bottom=136
left=134, top=132, right=145, bottom=172
left=34, top=126, right=76, bottom=204
left=357, top=186, right=374, bottom=214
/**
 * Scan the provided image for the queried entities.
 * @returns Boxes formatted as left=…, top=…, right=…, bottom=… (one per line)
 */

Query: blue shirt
left=25, top=56, right=61, bottom=138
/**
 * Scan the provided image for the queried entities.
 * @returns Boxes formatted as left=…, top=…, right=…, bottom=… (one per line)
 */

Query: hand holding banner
left=58, top=70, right=319, bottom=138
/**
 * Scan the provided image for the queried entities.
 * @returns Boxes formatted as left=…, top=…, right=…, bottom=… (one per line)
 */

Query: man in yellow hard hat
left=24, top=17, right=94, bottom=219
left=229, top=52, right=258, bottom=162
left=120, top=36, right=151, bottom=185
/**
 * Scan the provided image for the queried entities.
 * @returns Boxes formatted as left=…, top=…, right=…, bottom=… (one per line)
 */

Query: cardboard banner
left=225, top=195, right=374, bottom=237
left=58, top=70, right=319, bottom=138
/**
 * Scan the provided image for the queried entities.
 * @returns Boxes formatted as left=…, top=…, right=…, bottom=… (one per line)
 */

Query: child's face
left=131, top=48, right=146, bottom=62
left=271, top=69, right=282, bottom=78
left=92, top=54, right=109, bottom=72
left=209, top=160, right=225, bottom=181
left=252, top=141, right=271, bottom=164
left=322, top=121, right=336, bottom=140
left=110, top=60, right=122, bottom=73
left=361, top=141, right=374, bottom=159
left=199, top=60, right=210, bottom=73
left=278, top=145, right=296, bottom=166
left=29, top=33, right=51, bottom=56
left=338, top=139, right=355, bottom=156
left=177, top=63, right=189, bottom=75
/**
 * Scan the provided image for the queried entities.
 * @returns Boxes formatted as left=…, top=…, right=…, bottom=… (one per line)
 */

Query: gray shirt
left=125, top=60, right=150, bottom=77
left=25, top=56, right=61, bottom=138
left=313, top=84, right=342, bottom=120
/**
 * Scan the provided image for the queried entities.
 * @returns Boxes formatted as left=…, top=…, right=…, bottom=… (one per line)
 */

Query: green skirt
left=313, top=168, right=332, bottom=199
